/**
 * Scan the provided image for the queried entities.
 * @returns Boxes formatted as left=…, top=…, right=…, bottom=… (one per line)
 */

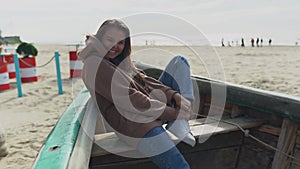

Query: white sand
left=0, top=45, right=78, bottom=169
left=0, top=44, right=299, bottom=168
left=132, top=45, right=300, bottom=96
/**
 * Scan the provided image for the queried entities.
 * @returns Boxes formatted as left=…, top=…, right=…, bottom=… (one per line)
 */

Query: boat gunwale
left=32, top=89, right=90, bottom=169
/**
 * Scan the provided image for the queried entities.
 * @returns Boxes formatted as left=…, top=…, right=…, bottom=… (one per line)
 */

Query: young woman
left=79, top=19, right=195, bottom=169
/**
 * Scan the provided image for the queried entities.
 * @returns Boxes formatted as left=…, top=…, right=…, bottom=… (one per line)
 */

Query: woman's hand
left=173, top=93, right=192, bottom=120
left=177, top=108, right=192, bottom=120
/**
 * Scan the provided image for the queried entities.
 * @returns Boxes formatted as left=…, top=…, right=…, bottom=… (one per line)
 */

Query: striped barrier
left=69, top=51, right=83, bottom=78
left=19, top=57, right=38, bottom=83
left=4, top=54, right=16, bottom=79
left=0, top=52, right=64, bottom=97
left=0, top=61, right=10, bottom=91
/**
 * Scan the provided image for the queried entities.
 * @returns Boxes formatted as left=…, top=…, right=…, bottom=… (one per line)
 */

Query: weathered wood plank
left=92, top=117, right=264, bottom=157
left=90, top=132, right=243, bottom=169
left=191, top=117, right=264, bottom=138
left=259, top=125, right=300, bottom=145
left=258, top=125, right=281, bottom=136
left=290, top=148, right=300, bottom=169
left=271, top=118, right=298, bottom=169
left=92, top=118, right=209, bottom=157
left=92, top=132, right=135, bottom=157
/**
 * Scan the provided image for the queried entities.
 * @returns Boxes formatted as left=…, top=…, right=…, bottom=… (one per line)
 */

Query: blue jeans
left=137, top=126, right=190, bottom=169
left=159, top=56, right=195, bottom=102
left=137, top=56, right=193, bottom=169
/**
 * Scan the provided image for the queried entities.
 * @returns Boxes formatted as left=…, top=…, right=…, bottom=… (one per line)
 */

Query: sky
left=0, top=0, right=299, bottom=46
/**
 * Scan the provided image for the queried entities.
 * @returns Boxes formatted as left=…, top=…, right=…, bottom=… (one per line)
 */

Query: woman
left=79, top=19, right=194, bottom=169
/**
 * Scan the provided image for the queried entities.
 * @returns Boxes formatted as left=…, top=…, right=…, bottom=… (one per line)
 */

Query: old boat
left=32, top=62, right=300, bottom=169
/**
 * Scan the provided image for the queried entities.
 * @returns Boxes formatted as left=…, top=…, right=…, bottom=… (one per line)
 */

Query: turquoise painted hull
left=32, top=89, right=90, bottom=169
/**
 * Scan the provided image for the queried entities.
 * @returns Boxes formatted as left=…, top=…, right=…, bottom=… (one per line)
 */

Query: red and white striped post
left=0, top=58, right=10, bottom=91
left=69, top=51, right=83, bottom=78
left=66, top=43, right=84, bottom=78
left=19, top=57, right=38, bottom=83
left=4, top=54, right=16, bottom=79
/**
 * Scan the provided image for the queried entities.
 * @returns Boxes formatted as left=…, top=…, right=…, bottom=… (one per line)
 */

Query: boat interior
left=88, top=64, right=300, bottom=169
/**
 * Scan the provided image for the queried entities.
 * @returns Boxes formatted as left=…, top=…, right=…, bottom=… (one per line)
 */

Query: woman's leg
left=158, top=56, right=196, bottom=147
left=137, top=126, right=190, bottom=169
left=137, top=56, right=194, bottom=168
left=159, top=55, right=194, bottom=102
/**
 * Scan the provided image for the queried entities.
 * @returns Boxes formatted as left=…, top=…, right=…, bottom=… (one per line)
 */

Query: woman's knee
left=172, top=55, right=190, bottom=68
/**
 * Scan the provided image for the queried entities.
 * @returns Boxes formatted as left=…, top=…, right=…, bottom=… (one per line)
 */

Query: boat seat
left=91, top=117, right=264, bottom=157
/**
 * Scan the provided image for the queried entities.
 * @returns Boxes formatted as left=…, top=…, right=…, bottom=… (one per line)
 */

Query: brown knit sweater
left=78, top=36, right=179, bottom=146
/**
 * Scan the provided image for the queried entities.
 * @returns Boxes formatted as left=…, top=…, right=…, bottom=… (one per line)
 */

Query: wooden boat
left=32, top=62, right=300, bottom=169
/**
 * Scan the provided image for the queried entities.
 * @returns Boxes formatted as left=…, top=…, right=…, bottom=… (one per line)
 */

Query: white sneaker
left=166, top=120, right=196, bottom=147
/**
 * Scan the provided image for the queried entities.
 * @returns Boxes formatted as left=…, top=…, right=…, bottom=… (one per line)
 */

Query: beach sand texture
left=0, top=45, right=299, bottom=168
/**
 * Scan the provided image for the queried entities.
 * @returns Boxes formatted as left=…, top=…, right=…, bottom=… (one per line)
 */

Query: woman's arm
left=172, top=93, right=192, bottom=119
left=142, top=74, right=192, bottom=119
left=144, top=75, right=178, bottom=105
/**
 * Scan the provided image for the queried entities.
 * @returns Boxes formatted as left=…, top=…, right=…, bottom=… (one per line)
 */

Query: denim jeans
left=137, top=56, right=193, bottom=169
left=159, top=55, right=195, bottom=102
left=137, top=126, right=190, bottom=169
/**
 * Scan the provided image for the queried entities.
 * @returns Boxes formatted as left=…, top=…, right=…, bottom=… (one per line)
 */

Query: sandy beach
left=0, top=44, right=300, bottom=169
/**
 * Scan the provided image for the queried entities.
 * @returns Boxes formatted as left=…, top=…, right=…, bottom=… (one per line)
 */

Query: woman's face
left=102, top=27, right=126, bottom=59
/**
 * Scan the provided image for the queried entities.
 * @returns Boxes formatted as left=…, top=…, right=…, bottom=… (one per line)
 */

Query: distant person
left=241, top=38, right=245, bottom=47
left=269, top=38, right=272, bottom=46
left=221, top=38, right=225, bottom=47
left=251, top=38, right=255, bottom=47
left=227, top=41, right=231, bottom=47
left=256, top=38, right=259, bottom=47
left=260, top=38, right=263, bottom=47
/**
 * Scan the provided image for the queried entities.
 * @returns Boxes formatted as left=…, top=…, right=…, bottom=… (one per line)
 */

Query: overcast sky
left=0, top=0, right=299, bottom=46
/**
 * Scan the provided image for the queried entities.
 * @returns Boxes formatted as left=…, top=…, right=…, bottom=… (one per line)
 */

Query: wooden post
left=271, top=118, right=298, bottom=169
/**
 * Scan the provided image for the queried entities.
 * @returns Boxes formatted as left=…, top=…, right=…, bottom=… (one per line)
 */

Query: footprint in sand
left=0, top=128, right=8, bottom=157
left=0, top=145, right=8, bottom=157
left=17, top=139, right=31, bottom=144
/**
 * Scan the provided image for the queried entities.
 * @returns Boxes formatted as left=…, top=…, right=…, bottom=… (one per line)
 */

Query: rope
left=18, top=56, right=55, bottom=68
left=193, top=113, right=300, bottom=165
